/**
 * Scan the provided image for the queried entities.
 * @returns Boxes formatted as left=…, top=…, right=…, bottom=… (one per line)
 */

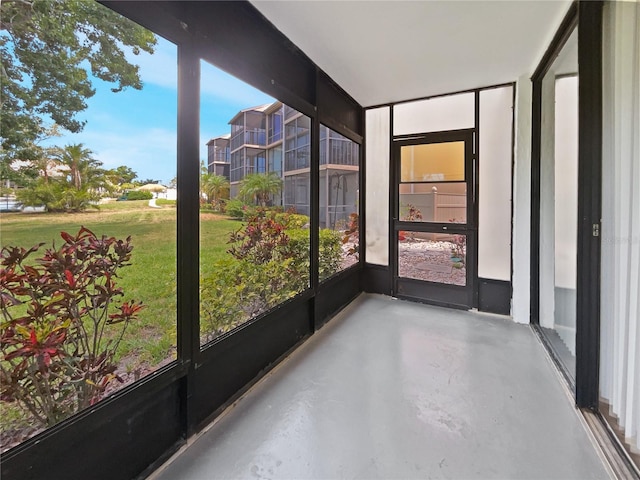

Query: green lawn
left=1, top=201, right=239, bottom=368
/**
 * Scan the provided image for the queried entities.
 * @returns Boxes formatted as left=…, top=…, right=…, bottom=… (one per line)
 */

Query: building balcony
left=231, top=129, right=267, bottom=151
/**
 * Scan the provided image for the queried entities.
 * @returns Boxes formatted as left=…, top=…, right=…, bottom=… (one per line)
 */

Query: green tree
left=17, top=143, right=105, bottom=212
left=201, top=173, right=229, bottom=210
left=135, top=178, right=160, bottom=186
left=106, top=165, right=138, bottom=186
left=0, top=0, right=156, bottom=169
left=239, top=173, right=282, bottom=207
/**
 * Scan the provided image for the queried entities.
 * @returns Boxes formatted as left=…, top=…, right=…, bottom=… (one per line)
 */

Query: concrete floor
left=152, top=294, right=611, bottom=480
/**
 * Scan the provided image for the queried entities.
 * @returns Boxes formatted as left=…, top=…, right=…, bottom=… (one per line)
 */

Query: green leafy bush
left=274, top=212, right=308, bottom=229
left=200, top=211, right=341, bottom=343
left=225, top=199, right=248, bottom=219
left=0, top=228, right=144, bottom=427
left=287, top=228, right=342, bottom=282
left=125, top=190, right=153, bottom=201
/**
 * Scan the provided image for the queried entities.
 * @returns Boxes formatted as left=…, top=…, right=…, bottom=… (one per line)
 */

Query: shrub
left=0, top=227, right=144, bottom=427
left=200, top=212, right=341, bottom=342
left=288, top=229, right=342, bottom=282
left=225, top=199, right=247, bottom=219
left=125, top=190, right=153, bottom=201
left=273, top=212, right=308, bottom=229
left=200, top=257, right=303, bottom=343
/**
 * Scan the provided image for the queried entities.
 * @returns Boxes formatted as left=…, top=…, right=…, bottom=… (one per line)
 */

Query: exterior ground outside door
left=392, top=130, right=477, bottom=309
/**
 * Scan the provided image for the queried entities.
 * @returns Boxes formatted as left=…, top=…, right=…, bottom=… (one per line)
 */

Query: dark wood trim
left=362, top=264, right=392, bottom=295
left=530, top=1, right=603, bottom=409
left=388, top=106, right=396, bottom=293
left=509, top=85, right=516, bottom=288
left=473, top=91, right=480, bottom=308
left=311, top=73, right=321, bottom=297
left=575, top=0, right=603, bottom=410
left=176, top=40, right=200, bottom=438
left=391, top=130, right=476, bottom=309
left=478, top=278, right=512, bottom=315
left=530, top=77, right=542, bottom=324
left=531, top=3, right=579, bottom=81
left=530, top=3, right=579, bottom=327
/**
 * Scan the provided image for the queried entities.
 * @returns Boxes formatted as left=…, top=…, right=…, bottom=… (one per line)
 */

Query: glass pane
left=398, top=232, right=467, bottom=286
left=393, top=92, right=475, bottom=135
left=365, top=107, right=390, bottom=266
left=1, top=7, right=177, bottom=449
left=199, top=63, right=310, bottom=345
left=319, top=126, right=360, bottom=282
left=538, top=27, right=577, bottom=380
left=400, top=142, right=465, bottom=182
left=399, top=182, right=467, bottom=223
left=478, top=86, right=513, bottom=281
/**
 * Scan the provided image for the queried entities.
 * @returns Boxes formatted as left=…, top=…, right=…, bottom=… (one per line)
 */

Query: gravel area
left=340, top=241, right=359, bottom=270
left=398, top=239, right=466, bottom=286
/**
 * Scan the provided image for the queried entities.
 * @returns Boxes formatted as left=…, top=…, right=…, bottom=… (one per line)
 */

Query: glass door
left=393, top=130, right=475, bottom=308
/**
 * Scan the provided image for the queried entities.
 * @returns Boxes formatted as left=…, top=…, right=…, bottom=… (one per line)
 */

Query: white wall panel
left=512, top=76, right=532, bottom=324
left=393, top=92, right=475, bottom=136
left=365, top=107, right=390, bottom=266
left=553, top=77, right=578, bottom=290
left=478, top=86, right=513, bottom=281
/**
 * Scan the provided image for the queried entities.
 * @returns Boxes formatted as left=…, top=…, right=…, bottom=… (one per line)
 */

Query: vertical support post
left=176, top=42, right=200, bottom=436
left=310, top=73, right=320, bottom=330
left=576, top=0, right=603, bottom=409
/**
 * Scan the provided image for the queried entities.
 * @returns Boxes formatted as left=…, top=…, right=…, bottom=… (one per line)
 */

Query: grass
left=1, top=202, right=239, bottom=367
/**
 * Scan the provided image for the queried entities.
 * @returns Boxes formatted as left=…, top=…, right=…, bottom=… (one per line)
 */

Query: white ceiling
left=251, top=0, right=572, bottom=107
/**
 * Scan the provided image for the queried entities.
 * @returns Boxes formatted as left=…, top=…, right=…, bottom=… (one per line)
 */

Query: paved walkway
left=152, top=294, right=611, bottom=479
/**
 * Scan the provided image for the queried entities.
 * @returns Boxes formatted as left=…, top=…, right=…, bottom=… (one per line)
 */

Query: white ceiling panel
left=251, top=0, right=572, bottom=107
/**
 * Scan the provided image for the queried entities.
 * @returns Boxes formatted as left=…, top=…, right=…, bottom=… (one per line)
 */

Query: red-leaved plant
left=342, top=212, right=359, bottom=259
left=227, top=210, right=290, bottom=264
left=0, top=227, right=144, bottom=427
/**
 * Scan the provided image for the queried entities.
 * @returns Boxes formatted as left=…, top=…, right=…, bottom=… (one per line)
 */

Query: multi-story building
left=207, top=101, right=359, bottom=228
left=205, top=134, right=230, bottom=179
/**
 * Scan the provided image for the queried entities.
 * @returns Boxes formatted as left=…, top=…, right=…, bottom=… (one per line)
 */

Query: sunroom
left=1, top=0, right=638, bottom=478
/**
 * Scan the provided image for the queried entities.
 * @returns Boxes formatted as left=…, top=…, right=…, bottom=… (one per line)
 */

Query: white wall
left=539, top=72, right=557, bottom=330
left=554, top=77, right=578, bottom=291
left=512, top=76, right=533, bottom=324
left=478, top=86, right=513, bottom=282
left=393, top=93, right=475, bottom=136
left=365, top=107, right=390, bottom=266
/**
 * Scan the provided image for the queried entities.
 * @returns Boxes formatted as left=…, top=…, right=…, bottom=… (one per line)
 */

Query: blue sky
left=45, top=36, right=274, bottom=185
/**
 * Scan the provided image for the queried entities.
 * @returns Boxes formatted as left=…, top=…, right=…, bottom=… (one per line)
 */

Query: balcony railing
left=320, top=140, right=359, bottom=166
left=285, top=149, right=310, bottom=171
left=231, top=129, right=266, bottom=151
left=208, top=150, right=229, bottom=164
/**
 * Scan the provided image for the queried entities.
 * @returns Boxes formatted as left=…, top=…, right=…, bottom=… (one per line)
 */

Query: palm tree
left=19, top=143, right=107, bottom=212
left=239, top=172, right=282, bottom=207
left=201, top=173, right=229, bottom=209
left=53, top=144, right=104, bottom=190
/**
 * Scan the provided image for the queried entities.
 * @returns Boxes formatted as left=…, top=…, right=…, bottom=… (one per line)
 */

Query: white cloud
left=54, top=127, right=177, bottom=184
left=131, top=37, right=274, bottom=107
left=132, top=39, right=178, bottom=91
